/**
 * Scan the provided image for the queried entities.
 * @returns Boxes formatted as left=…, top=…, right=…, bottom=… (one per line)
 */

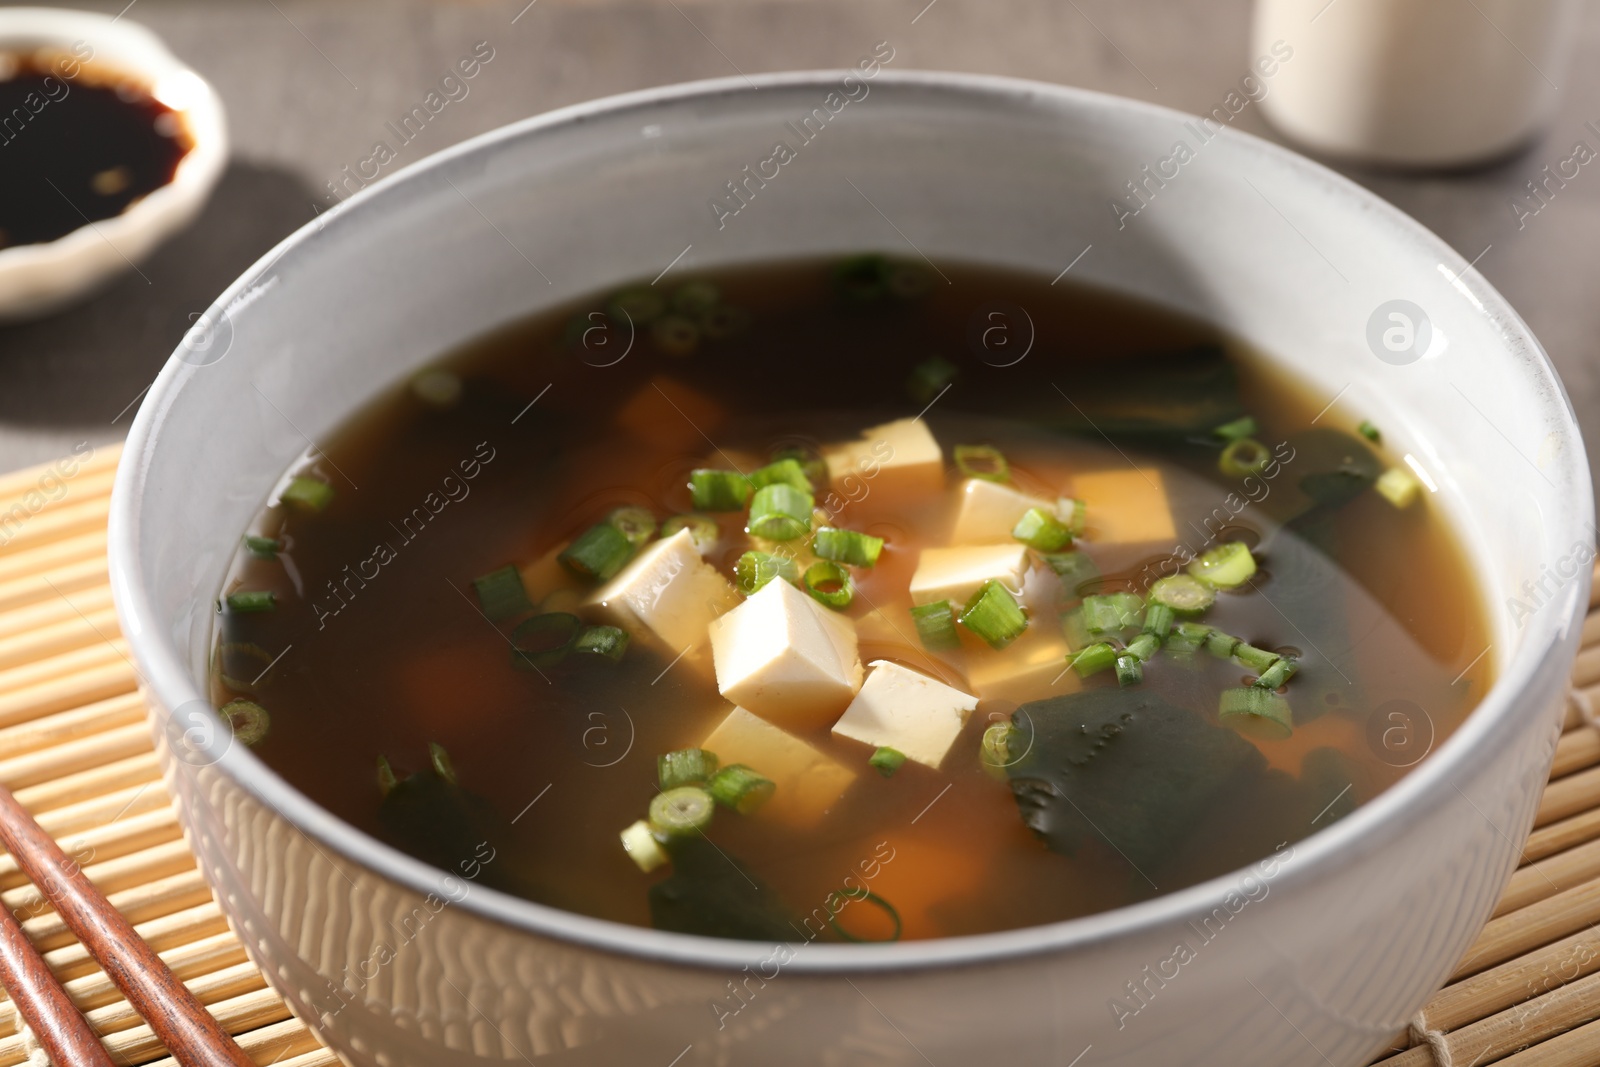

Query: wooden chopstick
left=0, top=894, right=114, bottom=1067
left=0, top=781, right=254, bottom=1067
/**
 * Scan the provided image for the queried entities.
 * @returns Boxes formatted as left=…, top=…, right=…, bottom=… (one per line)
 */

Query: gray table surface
left=4, top=0, right=1599, bottom=495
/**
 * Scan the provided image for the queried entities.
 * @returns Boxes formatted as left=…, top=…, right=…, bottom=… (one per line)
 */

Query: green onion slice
left=1358, top=420, right=1382, bottom=443
left=1125, top=632, right=1161, bottom=662
left=954, top=444, right=1009, bottom=483
left=1071, top=642, right=1118, bottom=678
left=736, top=551, right=799, bottom=595
left=1167, top=621, right=1212, bottom=654
left=1149, top=574, right=1216, bottom=615
left=511, top=612, right=581, bottom=670
left=620, top=819, right=669, bottom=873
left=220, top=699, right=269, bottom=746
left=1188, top=542, right=1257, bottom=589
left=1141, top=603, right=1175, bottom=639
left=980, top=722, right=1015, bottom=775
left=1255, top=657, right=1299, bottom=691
left=1082, top=592, right=1143, bottom=634
left=826, top=885, right=904, bottom=943
left=812, top=527, right=884, bottom=567
left=1043, top=550, right=1098, bottom=592
left=429, top=742, right=457, bottom=784
left=1219, top=438, right=1272, bottom=479
left=708, top=764, right=776, bottom=815
left=672, top=280, right=721, bottom=315
left=606, top=506, right=657, bottom=549
left=376, top=755, right=399, bottom=798
left=907, top=356, right=958, bottom=405
left=473, top=564, right=532, bottom=621
left=1213, top=416, right=1258, bottom=441
left=559, top=523, right=636, bottom=582
left=573, top=625, right=629, bottom=661
left=910, top=601, right=961, bottom=651
left=243, top=535, right=281, bottom=559
left=607, top=286, right=667, bottom=325
left=1115, top=653, right=1143, bottom=688
left=1012, top=506, right=1073, bottom=551
left=770, top=447, right=827, bottom=488
left=649, top=786, right=716, bottom=839
left=959, top=580, right=1028, bottom=649
left=651, top=315, right=700, bottom=357
left=747, top=484, right=813, bottom=541
left=869, top=746, right=908, bottom=778
left=659, top=748, right=720, bottom=790
left=1205, top=629, right=1241, bottom=660
left=217, top=642, right=273, bottom=692
left=803, top=560, right=853, bottom=609
left=749, top=457, right=813, bottom=494
left=1061, top=606, right=1094, bottom=653
left=280, top=476, right=334, bottom=513
left=1219, top=687, right=1293, bottom=739
left=689, top=469, right=753, bottom=512
left=410, top=369, right=462, bottom=407
left=1056, top=497, right=1088, bottom=537
left=225, top=590, right=275, bottom=614
left=1233, top=642, right=1279, bottom=673
left=661, top=513, right=719, bottom=550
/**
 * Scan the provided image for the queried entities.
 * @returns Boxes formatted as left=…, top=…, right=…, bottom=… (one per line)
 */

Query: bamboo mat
left=0, top=445, right=1598, bottom=1067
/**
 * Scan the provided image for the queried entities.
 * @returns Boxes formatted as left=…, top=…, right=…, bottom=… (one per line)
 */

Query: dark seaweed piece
left=1043, top=344, right=1245, bottom=443
left=379, top=762, right=542, bottom=898
left=649, top=837, right=799, bottom=942
left=1004, top=689, right=1266, bottom=874
left=1282, top=427, right=1381, bottom=516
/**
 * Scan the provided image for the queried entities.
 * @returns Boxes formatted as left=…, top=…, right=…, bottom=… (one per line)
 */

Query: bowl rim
left=0, top=7, right=228, bottom=296
left=111, top=68, right=1592, bottom=975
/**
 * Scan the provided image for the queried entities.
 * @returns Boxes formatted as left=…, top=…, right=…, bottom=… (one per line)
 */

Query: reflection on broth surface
left=211, top=257, right=1490, bottom=943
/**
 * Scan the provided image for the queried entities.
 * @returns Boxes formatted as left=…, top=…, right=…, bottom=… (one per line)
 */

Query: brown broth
left=211, top=259, right=1492, bottom=942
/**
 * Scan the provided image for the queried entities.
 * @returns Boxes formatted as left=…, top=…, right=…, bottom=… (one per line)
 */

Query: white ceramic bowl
left=0, top=7, right=227, bottom=319
left=110, top=71, right=1591, bottom=1067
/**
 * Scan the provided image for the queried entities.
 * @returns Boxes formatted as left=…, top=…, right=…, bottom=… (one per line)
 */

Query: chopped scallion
left=869, top=746, right=908, bottom=777
left=1167, top=621, right=1212, bottom=654
left=1012, top=506, right=1073, bottom=551
left=620, top=819, right=669, bottom=872
left=910, top=601, right=961, bottom=651
left=473, top=565, right=532, bottom=621
left=813, top=527, right=884, bottom=567
left=826, top=885, right=904, bottom=943
left=606, top=506, right=657, bottom=549
left=225, top=590, right=275, bottom=614
left=1056, top=497, right=1088, bottom=537
left=1219, top=687, right=1293, bottom=739
left=573, top=625, right=629, bottom=661
left=749, top=457, right=813, bottom=494
left=1358, top=420, right=1382, bottom=444
left=1149, top=574, right=1216, bottom=615
left=429, top=742, right=456, bottom=784
left=1232, top=642, right=1279, bottom=673
left=689, top=469, right=754, bottom=511
left=672, top=280, right=721, bottom=315
left=803, top=560, right=853, bottom=609
left=1375, top=467, right=1421, bottom=508
left=661, top=512, right=719, bottom=550
left=1071, top=642, right=1118, bottom=677
left=659, top=748, right=720, bottom=790
left=1141, top=603, right=1175, bottom=639
left=559, top=523, right=635, bottom=582
left=1213, top=416, right=1258, bottom=441
left=954, top=444, right=1009, bottom=483
left=1188, top=541, right=1257, bottom=589
left=1125, top=632, right=1161, bottom=662
left=649, top=786, right=716, bottom=839
left=1061, top=606, right=1094, bottom=652
left=410, top=369, right=462, bottom=407
left=770, top=447, right=827, bottom=488
left=959, top=580, right=1028, bottom=649
left=219, top=699, right=269, bottom=746
left=979, top=722, right=1014, bottom=776
left=281, top=476, right=334, bottom=513
left=1082, top=592, right=1143, bottom=634
left=376, top=755, right=398, bottom=797
left=1115, top=653, right=1143, bottom=687
left=1205, top=629, right=1241, bottom=660
left=607, top=286, right=667, bottom=325
left=707, top=764, right=776, bottom=814
left=746, top=484, right=813, bottom=541
left=511, top=612, right=581, bottom=670
left=244, top=535, right=281, bottom=559
left=1255, top=656, right=1299, bottom=690
left=1043, top=550, right=1098, bottom=592
left=907, top=356, right=958, bottom=405
left=735, top=550, right=799, bottom=595
left=1219, top=438, right=1272, bottom=479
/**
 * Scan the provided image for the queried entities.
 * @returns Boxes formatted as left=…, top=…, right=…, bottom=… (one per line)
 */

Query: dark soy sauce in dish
left=0, top=49, right=191, bottom=249
left=211, top=258, right=1491, bottom=943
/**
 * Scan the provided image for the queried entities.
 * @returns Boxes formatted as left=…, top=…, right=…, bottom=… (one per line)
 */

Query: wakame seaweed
left=648, top=838, right=799, bottom=941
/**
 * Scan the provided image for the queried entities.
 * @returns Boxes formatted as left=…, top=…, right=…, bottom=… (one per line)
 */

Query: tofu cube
left=822, top=418, right=943, bottom=503
left=963, top=623, right=1078, bottom=705
left=615, top=376, right=727, bottom=452
left=1072, top=468, right=1176, bottom=545
left=949, top=478, right=1054, bottom=544
left=703, top=706, right=856, bottom=827
left=909, top=544, right=1029, bottom=607
left=832, top=660, right=979, bottom=769
left=585, top=529, right=739, bottom=669
left=708, top=578, right=863, bottom=728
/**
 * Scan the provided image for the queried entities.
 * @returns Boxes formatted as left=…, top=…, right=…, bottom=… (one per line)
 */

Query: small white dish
left=0, top=7, right=227, bottom=320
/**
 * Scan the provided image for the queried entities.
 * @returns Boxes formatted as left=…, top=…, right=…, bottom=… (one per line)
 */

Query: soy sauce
left=0, top=52, right=191, bottom=249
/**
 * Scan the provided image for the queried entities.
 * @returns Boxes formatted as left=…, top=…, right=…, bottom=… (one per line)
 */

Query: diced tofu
left=585, top=529, right=739, bottom=670
left=831, top=660, right=979, bottom=769
left=703, top=706, right=857, bottom=827
left=1072, top=468, right=1176, bottom=545
left=822, top=418, right=943, bottom=502
left=708, top=579, right=863, bottom=728
left=909, top=544, right=1029, bottom=607
left=615, top=376, right=727, bottom=451
left=963, top=624, right=1078, bottom=705
left=949, top=478, right=1054, bottom=544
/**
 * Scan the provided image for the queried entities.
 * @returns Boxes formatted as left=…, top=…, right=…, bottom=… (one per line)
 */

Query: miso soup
left=211, top=257, right=1490, bottom=943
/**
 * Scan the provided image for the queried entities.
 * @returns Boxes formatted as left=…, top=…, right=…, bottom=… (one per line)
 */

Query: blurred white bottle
left=1252, top=0, right=1583, bottom=167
